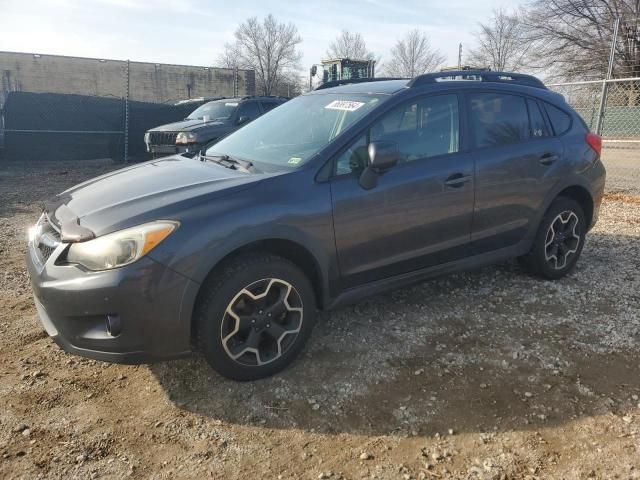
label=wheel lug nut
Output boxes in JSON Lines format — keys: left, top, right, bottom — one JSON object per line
{"left": 251, "top": 319, "right": 256, "bottom": 323}
{"left": 267, "top": 313, "right": 272, "bottom": 317}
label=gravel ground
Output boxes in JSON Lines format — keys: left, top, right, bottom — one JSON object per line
{"left": 0, "top": 152, "right": 639, "bottom": 479}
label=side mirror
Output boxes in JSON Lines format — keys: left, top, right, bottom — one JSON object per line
{"left": 237, "top": 116, "right": 250, "bottom": 125}
{"left": 359, "top": 141, "right": 400, "bottom": 190}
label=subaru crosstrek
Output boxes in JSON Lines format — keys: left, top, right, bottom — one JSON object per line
{"left": 27, "top": 71, "right": 606, "bottom": 380}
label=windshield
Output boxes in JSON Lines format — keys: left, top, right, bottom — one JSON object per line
{"left": 205, "top": 93, "right": 386, "bottom": 167}
{"left": 187, "top": 101, "right": 238, "bottom": 121}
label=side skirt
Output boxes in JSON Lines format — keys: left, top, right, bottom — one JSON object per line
{"left": 326, "top": 244, "right": 528, "bottom": 311}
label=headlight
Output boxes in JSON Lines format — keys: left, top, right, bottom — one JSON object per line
{"left": 144, "top": 132, "right": 150, "bottom": 144}
{"left": 175, "top": 132, "right": 198, "bottom": 145}
{"left": 66, "top": 221, "right": 178, "bottom": 271}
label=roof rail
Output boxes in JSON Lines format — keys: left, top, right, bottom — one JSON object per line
{"left": 241, "top": 95, "right": 289, "bottom": 100}
{"left": 407, "top": 70, "right": 546, "bottom": 90}
{"left": 315, "top": 77, "right": 408, "bottom": 91}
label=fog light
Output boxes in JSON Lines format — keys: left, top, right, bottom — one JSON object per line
{"left": 106, "top": 314, "right": 122, "bottom": 337}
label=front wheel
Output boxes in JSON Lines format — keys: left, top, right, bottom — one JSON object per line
{"left": 195, "top": 253, "right": 316, "bottom": 381}
{"left": 519, "top": 197, "right": 586, "bottom": 280}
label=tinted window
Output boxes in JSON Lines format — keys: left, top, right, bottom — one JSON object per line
{"left": 237, "top": 101, "right": 262, "bottom": 120}
{"left": 372, "top": 94, "right": 459, "bottom": 163}
{"left": 544, "top": 103, "right": 572, "bottom": 135}
{"left": 527, "top": 99, "right": 548, "bottom": 138}
{"left": 469, "top": 93, "right": 529, "bottom": 148}
{"left": 260, "top": 101, "right": 280, "bottom": 112}
{"left": 334, "top": 94, "right": 459, "bottom": 176}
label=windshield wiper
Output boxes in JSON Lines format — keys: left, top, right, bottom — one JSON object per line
{"left": 199, "top": 153, "right": 254, "bottom": 172}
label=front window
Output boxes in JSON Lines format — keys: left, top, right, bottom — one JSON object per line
{"left": 187, "top": 101, "right": 238, "bottom": 121}
{"left": 206, "top": 93, "right": 386, "bottom": 168}
{"left": 335, "top": 94, "right": 460, "bottom": 176}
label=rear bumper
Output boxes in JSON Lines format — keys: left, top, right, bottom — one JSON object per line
{"left": 26, "top": 240, "right": 199, "bottom": 364}
{"left": 589, "top": 160, "right": 606, "bottom": 230}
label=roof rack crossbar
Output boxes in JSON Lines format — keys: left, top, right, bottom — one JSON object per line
{"left": 407, "top": 70, "right": 546, "bottom": 89}
{"left": 315, "top": 77, "right": 408, "bottom": 91}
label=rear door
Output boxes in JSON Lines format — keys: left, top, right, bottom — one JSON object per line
{"left": 468, "top": 91, "right": 564, "bottom": 253}
{"left": 330, "top": 93, "right": 476, "bottom": 288}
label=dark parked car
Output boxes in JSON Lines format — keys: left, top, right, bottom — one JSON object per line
{"left": 144, "top": 96, "right": 287, "bottom": 157}
{"left": 27, "top": 71, "right": 605, "bottom": 380}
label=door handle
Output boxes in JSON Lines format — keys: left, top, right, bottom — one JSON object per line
{"left": 444, "top": 173, "right": 472, "bottom": 188}
{"left": 539, "top": 153, "right": 559, "bottom": 166}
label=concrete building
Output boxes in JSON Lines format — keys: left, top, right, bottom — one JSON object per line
{"left": 0, "top": 51, "right": 256, "bottom": 109}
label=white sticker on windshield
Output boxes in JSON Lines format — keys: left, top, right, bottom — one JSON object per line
{"left": 225, "top": 102, "right": 239, "bottom": 107}
{"left": 324, "top": 100, "right": 365, "bottom": 111}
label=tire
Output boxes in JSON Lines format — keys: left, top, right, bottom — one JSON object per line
{"left": 195, "top": 253, "right": 317, "bottom": 381}
{"left": 519, "top": 197, "right": 586, "bottom": 280}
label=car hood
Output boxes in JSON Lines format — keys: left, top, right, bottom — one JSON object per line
{"left": 51, "top": 156, "right": 263, "bottom": 237}
{"left": 150, "top": 119, "right": 229, "bottom": 132}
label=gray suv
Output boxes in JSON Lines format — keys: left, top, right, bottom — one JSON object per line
{"left": 144, "top": 96, "right": 287, "bottom": 157}
{"left": 27, "top": 71, "right": 605, "bottom": 381}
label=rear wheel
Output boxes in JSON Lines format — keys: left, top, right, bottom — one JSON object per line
{"left": 519, "top": 197, "right": 586, "bottom": 279}
{"left": 195, "top": 253, "right": 316, "bottom": 381}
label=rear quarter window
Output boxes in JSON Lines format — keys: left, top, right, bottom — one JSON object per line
{"left": 544, "top": 103, "right": 572, "bottom": 135}
{"left": 527, "top": 99, "right": 549, "bottom": 138}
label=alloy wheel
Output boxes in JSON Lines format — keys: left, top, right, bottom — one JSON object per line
{"left": 544, "top": 211, "right": 581, "bottom": 270}
{"left": 220, "top": 278, "right": 304, "bottom": 366}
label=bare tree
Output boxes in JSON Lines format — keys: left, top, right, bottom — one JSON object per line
{"left": 220, "top": 14, "right": 303, "bottom": 95}
{"left": 467, "top": 8, "right": 530, "bottom": 72}
{"left": 383, "top": 29, "right": 445, "bottom": 77}
{"left": 523, "top": 0, "right": 640, "bottom": 80}
{"left": 272, "top": 71, "right": 305, "bottom": 98}
{"left": 326, "top": 30, "right": 375, "bottom": 59}
{"left": 217, "top": 43, "right": 242, "bottom": 70}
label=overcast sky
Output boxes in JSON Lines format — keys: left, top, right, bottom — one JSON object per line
{"left": 2, "top": 0, "right": 523, "bottom": 77}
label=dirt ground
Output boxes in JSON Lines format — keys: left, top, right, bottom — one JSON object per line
{"left": 0, "top": 151, "right": 639, "bottom": 480}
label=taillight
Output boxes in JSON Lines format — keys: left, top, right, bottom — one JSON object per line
{"left": 586, "top": 132, "right": 602, "bottom": 156}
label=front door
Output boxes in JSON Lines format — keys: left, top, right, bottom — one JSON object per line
{"left": 330, "top": 93, "right": 476, "bottom": 289}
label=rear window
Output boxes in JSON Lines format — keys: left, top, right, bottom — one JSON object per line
{"left": 544, "top": 103, "right": 572, "bottom": 135}
{"left": 469, "top": 93, "right": 530, "bottom": 148}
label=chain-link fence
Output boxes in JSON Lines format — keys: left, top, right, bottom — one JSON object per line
{"left": 0, "top": 52, "right": 256, "bottom": 162}
{"left": 548, "top": 78, "right": 640, "bottom": 145}
{"left": 545, "top": 11, "right": 640, "bottom": 149}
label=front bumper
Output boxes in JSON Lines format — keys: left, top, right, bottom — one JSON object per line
{"left": 26, "top": 237, "right": 199, "bottom": 364}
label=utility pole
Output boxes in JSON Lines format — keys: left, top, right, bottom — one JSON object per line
{"left": 595, "top": 17, "right": 620, "bottom": 135}
{"left": 458, "top": 43, "right": 462, "bottom": 69}
{"left": 124, "top": 59, "right": 130, "bottom": 164}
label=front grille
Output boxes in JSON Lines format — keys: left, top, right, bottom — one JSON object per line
{"left": 38, "top": 244, "right": 56, "bottom": 262}
{"left": 149, "top": 131, "right": 178, "bottom": 146}
{"left": 34, "top": 214, "right": 61, "bottom": 263}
